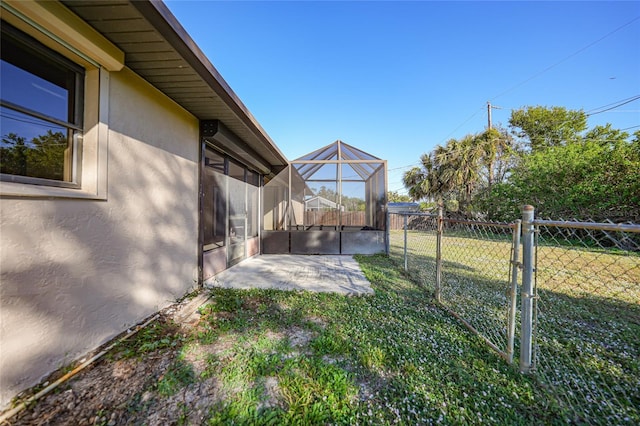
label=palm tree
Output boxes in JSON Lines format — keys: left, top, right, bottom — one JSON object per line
{"left": 476, "top": 127, "right": 514, "bottom": 189}
{"left": 436, "top": 135, "right": 483, "bottom": 208}
{"left": 402, "top": 153, "right": 438, "bottom": 201}
{"left": 403, "top": 134, "right": 489, "bottom": 212}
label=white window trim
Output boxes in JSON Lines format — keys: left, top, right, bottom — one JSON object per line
{"left": 0, "top": 64, "right": 109, "bottom": 201}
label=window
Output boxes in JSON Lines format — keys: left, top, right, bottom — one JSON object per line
{"left": 1, "top": 22, "right": 84, "bottom": 187}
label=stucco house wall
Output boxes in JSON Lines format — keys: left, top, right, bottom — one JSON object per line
{"left": 0, "top": 0, "right": 290, "bottom": 409}
{"left": 0, "top": 66, "right": 200, "bottom": 407}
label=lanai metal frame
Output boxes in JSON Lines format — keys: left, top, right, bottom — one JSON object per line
{"left": 262, "top": 140, "right": 387, "bottom": 254}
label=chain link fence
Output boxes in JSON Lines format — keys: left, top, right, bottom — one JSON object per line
{"left": 388, "top": 213, "right": 438, "bottom": 290}
{"left": 388, "top": 209, "right": 639, "bottom": 424}
{"left": 388, "top": 211, "right": 520, "bottom": 363}
{"left": 438, "top": 218, "right": 519, "bottom": 362}
{"left": 531, "top": 219, "right": 640, "bottom": 424}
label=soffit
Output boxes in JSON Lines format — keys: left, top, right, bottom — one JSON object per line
{"left": 60, "top": 0, "right": 287, "bottom": 170}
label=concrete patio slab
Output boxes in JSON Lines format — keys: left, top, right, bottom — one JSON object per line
{"left": 205, "top": 255, "right": 374, "bottom": 296}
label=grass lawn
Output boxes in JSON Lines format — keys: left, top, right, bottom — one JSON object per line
{"left": 389, "top": 229, "right": 516, "bottom": 360}
{"left": 105, "top": 253, "right": 555, "bottom": 425}
{"left": 11, "top": 244, "right": 636, "bottom": 425}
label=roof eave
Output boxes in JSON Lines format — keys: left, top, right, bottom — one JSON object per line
{"left": 129, "top": 0, "right": 287, "bottom": 167}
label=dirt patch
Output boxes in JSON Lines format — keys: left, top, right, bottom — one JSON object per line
{"left": 11, "top": 349, "right": 180, "bottom": 425}
{"left": 4, "top": 296, "right": 223, "bottom": 426}
{"left": 5, "top": 302, "right": 329, "bottom": 425}
{"left": 257, "top": 376, "right": 282, "bottom": 411}
{"left": 288, "top": 327, "right": 314, "bottom": 348}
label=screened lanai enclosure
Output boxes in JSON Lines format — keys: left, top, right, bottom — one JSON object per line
{"left": 262, "top": 140, "right": 387, "bottom": 254}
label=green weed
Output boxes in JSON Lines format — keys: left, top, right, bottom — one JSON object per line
{"left": 156, "top": 360, "right": 195, "bottom": 397}
{"left": 114, "top": 318, "right": 183, "bottom": 359}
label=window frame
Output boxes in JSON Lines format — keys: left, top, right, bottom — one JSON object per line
{"left": 1, "top": 22, "right": 85, "bottom": 189}
{"left": 0, "top": 16, "right": 110, "bottom": 200}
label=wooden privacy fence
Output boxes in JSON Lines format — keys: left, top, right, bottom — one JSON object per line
{"left": 389, "top": 213, "right": 408, "bottom": 230}
{"left": 300, "top": 211, "right": 419, "bottom": 229}
{"left": 302, "top": 211, "right": 366, "bottom": 227}
{"left": 301, "top": 211, "right": 435, "bottom": 230}
{"left": 388, "top": 213, "right": 437, "bottom": 230}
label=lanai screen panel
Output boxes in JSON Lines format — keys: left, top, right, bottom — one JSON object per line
{"left": 290, "top": 165, "right": 308, "bottom": 229}
{"left": 263, "top": 167, "right": 289, "bottom": 231}
{"left": 262, "top": 140, "right": 387, "bottom": 254}
{"left": 297, "top": 162, "right": 338, "bottom": 228}
{"left": 263, "top": 165, "right": 306, "bottom": 231}
{"left": 291, "top": 140, "right": 387, "bottom": 231}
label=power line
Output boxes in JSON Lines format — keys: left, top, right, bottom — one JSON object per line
{"left": 388, "top": 162, "right": 421, "bottom": 172}
{"left": 586, "top": 95, "right": 640, "bottom": 113}
{"left": 587, "top": 95, "right": 640, "bottom": 116}
{"left": 400, "top": 98, "right": 638, "bottom": 175}
{"left": 438, "top": 105, "right": 485, "bottom": 145}
{"left": 621, "top": 125, "right": 640, "bottom": 131}
{"left": 490, "top": 16, "right": 640, "bottom": 102}
{"left": 483, "top": 96, "right": 640, "bottom": 121}
{"left": 600, "top": 110, "right": 640, "bottom": 113}
{"left": 400, "top": 13, "right": 640, "bottom": 192}
{"left": 409, "top": 16, "right": 640, "bottom": 176}
{"left": 1, "top": 112, "right": 65, "bottom": 130}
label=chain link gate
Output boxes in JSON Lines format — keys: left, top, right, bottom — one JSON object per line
{"left": 389, "top": 209, "right": 521, "bottom": 363}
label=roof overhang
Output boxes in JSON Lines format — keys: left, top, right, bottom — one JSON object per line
{"left": 202, "top": 120, "right": 272, "bottom": 175}
{"left": 59, "top": 0, "right": 288, "bottom": 175}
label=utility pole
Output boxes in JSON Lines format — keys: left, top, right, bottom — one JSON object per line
{"left": 487, "top": 102, "right": 502, "bottom": 130}
{"left": 487, "top": 101, "right": 493, "bottom": 129}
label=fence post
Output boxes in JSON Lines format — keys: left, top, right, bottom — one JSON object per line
{"left": 403, "top": 214, "right": 408, "bottom": 272}
{"left": 520, "top": 205, "right": 535, "bottom": 373}
{"left": 507, "top": 219, "right": 521, "bottom": 365}
{"left": 385, "top": 209, "right": 390, "bottom": 255}
{"left": 435, "top": 205, "right": 443, "bottom": 303}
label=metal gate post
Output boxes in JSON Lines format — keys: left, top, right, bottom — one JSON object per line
{"left": 507, "top": 219, "right": 521, "bottom": 365}
{"left": 435, "top": 206, "right": 443, "bottom": 303}
{"left": 520, "top": 205, "right": 535, "bottom": 373}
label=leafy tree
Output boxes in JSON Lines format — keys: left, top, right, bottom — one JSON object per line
{"left": 509, "top": 106, "right": 587, "bottom": 151}
{"left": 387, "top": 191, "right": 412, "bottom": 203}
{"left": 402, "top": 129, "right": 514, "bottom": 215}
{"left": 315, "top": 185, "right": 337, "bottom": 202}
{"left": 312, "top": 185, "right": 365, "bottom": 211}
{"left": 402, "top": 156, "right": 437, "bottom": 202}
{"left": 343, "top": 196, "right": 365, "bottom": 212}
{"left": 583, "top": 123, "right": 629, "bottom": 148}
{"left": 406, "top": 105, "right": 637, "bottom": 222}
{"left": 1, "top": 130, "right": 67, "bottom": 180}
{"left": 478, "top": 127, "right": 639, "bottom": 221}
{"left": 0, "top": 133, "right": 29, "bottom": 176}
{"left": 29, "top": 130, "right": 68, "bottom": 180}
{"left": 436, "top": 135, "right": 482, "bottom": 208}
{"left": 402, "top": 141, "right": 467, "bottom": 206}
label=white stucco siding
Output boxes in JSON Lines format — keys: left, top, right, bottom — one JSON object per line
{"left": 0, "top": 67, "right": 200, "bottom": 407}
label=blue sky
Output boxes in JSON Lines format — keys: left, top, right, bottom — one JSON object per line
{"left": 165, "top": 1, "right": 640, "bottom": 195}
